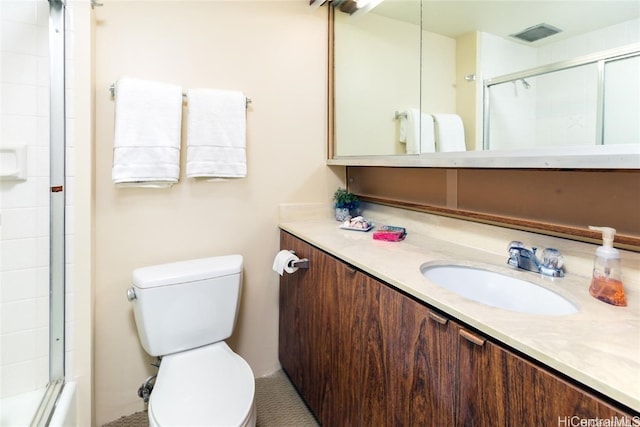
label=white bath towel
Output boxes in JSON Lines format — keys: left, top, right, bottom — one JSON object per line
{"left": 433, "top": 113, "right": 466, "bottom": 152}
{"left": 112, "top": 77, "right": 183, "bottom": 188}
{"left": 419, "top": 112, "right": 436, "bottom": 153}
{"left": 402, "top": 109, "right": 435, "bottom": 154}
{"left": 186, "top": 89, "right": 247, "bottom": 179}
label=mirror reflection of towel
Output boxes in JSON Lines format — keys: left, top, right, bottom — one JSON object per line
{"left": 433, "top": 113, "right": 466, "bottom": 152}
{"left": 402, "top": 109, "right": 435, "bottom": 154}
{"left": 399, "top": 114, "right": 408, "bottom": 143}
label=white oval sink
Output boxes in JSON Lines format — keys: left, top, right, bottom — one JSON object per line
{"left": 420, "top": 264, "right": 578, "bottom": 316}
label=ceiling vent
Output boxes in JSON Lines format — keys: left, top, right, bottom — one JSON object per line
{"left": 510, "top": 23, "right": 562, "bottom": 43}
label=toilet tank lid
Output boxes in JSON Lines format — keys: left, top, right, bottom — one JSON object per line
{"left": 132, "top": 255, "right": 243, "bottom": 289}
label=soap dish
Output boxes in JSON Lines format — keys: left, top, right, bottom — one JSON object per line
{"left": 340, "top": 224, "right": 374, "bottom": 232}
{"left": 340, "top": 216, "right": 373, "bottom": 232}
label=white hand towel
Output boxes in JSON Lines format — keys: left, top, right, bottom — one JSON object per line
{"left": 399, "top": 113, "right": 408, "bottom": 143}
{"left": 186, "top": 89, "right": 247, "bottom": 179}
{"left": 404, "top": 109, "right": 421, "bottom": 154}
{"left": 433, "top": 113, "right": 466, "bottom": 152}
{"left": 112, "top": 77, "right": 183, "bottom": 188}
{"left": 404, "top": 109, "right": 436, "bottom": 154}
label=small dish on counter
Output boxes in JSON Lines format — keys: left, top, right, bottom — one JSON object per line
{"left": 340, "top": 216, "right": 374, "bottom": 232}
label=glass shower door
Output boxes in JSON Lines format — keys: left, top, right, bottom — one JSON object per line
{"left": 0, "top": 0, "right": 66, "bottom": 425}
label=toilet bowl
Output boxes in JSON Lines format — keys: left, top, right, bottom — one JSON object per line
{"left": 128, "top": 255, "right": 256, "bottom": 427}
{"left": 148, "top": 343, "right": 256, "bottom": 427}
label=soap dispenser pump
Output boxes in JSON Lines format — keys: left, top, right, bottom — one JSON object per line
{"left": 588, "top": 226, "right": 627, "bottom": 307}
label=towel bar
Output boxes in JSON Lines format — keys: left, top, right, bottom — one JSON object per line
{"left": 109, "top": 83, "right": 252, "bottom": 107}
{"left": 394, "top": 111, "right": 407, "bottom": 120}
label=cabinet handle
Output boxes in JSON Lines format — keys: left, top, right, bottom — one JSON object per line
{"left": 459, "top": 329, "right": 486, "bottom": 346}
{"left": 428, "top": 311, "right": 449, "bottom": 325}
{"left": 345, "top": 267, "right": 357, "bottom": 275}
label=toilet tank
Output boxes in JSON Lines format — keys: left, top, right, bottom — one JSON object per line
{"left": 129, "top": 255, "right": 243, "bottom": 357}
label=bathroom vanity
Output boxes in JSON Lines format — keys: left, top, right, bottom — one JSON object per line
{"left": 278, "top": 204, "right": 640, "bottom": 426}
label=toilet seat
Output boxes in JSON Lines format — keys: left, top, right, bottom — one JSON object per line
{"left": 148, "top": 342, "right": 256, "bottom": 427}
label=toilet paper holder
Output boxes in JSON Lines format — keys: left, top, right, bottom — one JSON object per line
{"left": 288, "top": 251, "right": 309, "bottom": 269}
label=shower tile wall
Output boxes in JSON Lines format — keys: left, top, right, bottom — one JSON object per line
{"left": 0, "top": 0, "right": 75, "bottom": 398}
{"left": 535, "top": 18, "right": 640, "bottom": 148}
{"left": 482, "top": 17, "right": 639, "bottom": 151}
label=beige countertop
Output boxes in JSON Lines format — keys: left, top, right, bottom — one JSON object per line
{"left": 278, "top": 202, "right": 640, "bottom": 413}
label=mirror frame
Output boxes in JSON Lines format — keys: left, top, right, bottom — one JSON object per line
{"left": 327, "top": 6, "right": 640, "bottom": 169}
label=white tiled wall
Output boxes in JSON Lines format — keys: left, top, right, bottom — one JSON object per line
{"left": 0, "top": 0, "right": 75, "bottom": 398}
{"left": 536, "top": 18, "right": 640, "bottom": 148}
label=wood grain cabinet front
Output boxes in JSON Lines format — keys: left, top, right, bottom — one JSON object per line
{"left": 455, "top": 324, "right": 634, "bottom": 426}
{"left": 278, "top": 231, "right": 637, "bottom": 426}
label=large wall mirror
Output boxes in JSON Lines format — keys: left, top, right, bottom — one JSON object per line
{"left": 330, "top": 0, "right": 640, "bottom": 168}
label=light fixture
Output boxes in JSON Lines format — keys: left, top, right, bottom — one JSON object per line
{"left": 309, "top": 0, "right": 329, "bottom": 9}
{"left": 351, "top": 0, "right": 385, "bottom": 16}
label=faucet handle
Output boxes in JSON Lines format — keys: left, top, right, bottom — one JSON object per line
{"left": 541, "top": 248, "right": 564, "bottom": 269}
{"left": 540, "top": 248, "right": 565, "bottom": 277}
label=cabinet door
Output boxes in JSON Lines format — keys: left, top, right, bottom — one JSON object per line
{"left": 279, "top": 233, "right": 395, "bottom": 426}
{"left": 386, "top": 296, "right": 458, "bottom": 427}
{"left": 279, "top": 231, "right": 342, "bottom": 422}
{"left": 456, "top": 325, "right": 636, "bottom": 426}
{"left": 337, "top": 267, "right": 461, "bottom": 427}
{"left": 335, "top": 267, "right": 390, "bottom": 426}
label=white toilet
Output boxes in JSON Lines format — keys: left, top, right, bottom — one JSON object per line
{"left": 128, "top": 255, "right": 256, "bottom": 427}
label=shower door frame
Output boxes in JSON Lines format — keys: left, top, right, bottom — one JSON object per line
{"left": 48, "top": 0, "right": 66, "bottom": 382}
{"left": 30, "top": 0, "right": 67, "bottom": 425}
{"left": 482, "top": 43, "right": 640, "bottom": 150}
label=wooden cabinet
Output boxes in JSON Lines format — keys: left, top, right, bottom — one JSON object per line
{"left": 454, "top": 323, "right": 635, "bottom": 426}
{"left": 279, "top": 231, "right": 637, "bottom": 426}
{"left": 279, "top": 232, "right": 395, "bottom": 425}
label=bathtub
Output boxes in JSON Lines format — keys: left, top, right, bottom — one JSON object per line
{"left": 1, "top": 388, "right": 46, "bottom": 426}
{"left": 49, "top": 382, "right": 76, "bottom": 427}
{"left": 0, "top": 382, "right": 76, "bottom": 427}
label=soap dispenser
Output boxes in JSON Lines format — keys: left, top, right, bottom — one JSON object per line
{"left": 588, "top": 226, "right": 627, "bottom": 307}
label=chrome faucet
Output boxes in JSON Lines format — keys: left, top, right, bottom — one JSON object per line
{"left": 507, "top": 241, "right": 564, "bottom": 277}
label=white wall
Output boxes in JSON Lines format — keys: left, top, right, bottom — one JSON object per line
{"left": 93, "top": 2, "right": 342, "bottom": 424}
{"left": 0, "top": 0, "right": 75, "bottom": 399}
{"left": 334, "top": 11, "right": 455, "bottom": 156}
{"left": 63, "top": 0, "right": 77, "bottom": 387}
{"left": 334, "top": 11, "right": 421, "bottom": 156}
{"left": 421, "top": 31, "right": 456, "bottom": 114}
{"left": 70, "top": 1, "right": 93, "bottom": 425}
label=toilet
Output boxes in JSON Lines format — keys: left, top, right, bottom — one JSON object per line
{"left": 128, "top": 255, "right": 256, "bottom": 427}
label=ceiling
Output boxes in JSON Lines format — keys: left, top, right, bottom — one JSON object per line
{"left": 372, "top": 0, "right": 640, "bottom": 45}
